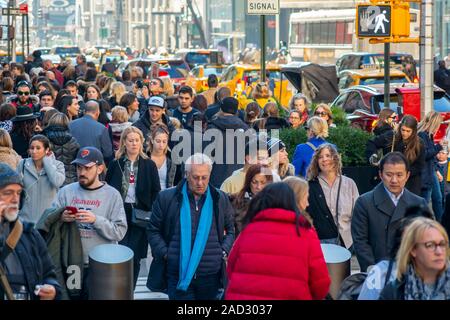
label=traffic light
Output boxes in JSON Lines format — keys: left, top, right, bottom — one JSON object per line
{"left": 391, "top": 2, "right": 410, "bottom": 38}
{"left": 37, "top": 8, "right": 42, "bottom": 19}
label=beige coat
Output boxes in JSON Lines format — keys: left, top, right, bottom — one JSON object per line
{"left": 0, "top": 146, "right": 21, "bottom": 169}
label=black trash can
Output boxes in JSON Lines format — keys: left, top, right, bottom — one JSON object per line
{"left": 88, "top": 244, "right": 134, "bottom": 300}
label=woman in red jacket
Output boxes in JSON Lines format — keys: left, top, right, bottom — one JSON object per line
{"left": 225, "top": 182, "right": 331, "bottom": 300}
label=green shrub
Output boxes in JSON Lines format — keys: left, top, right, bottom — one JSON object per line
{"left": 279, "top": 126, "right": 372, "bottom": 167}
{"left": 331, "top": 106, "right": 350, "bottom": 127}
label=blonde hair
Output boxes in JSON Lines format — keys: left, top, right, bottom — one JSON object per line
{"left": 307, "top": 144, "right": 342, "bottom": 180}
{"left": 162, "top": 78, "right": 175, "bottom": 97}
{"left": 396, "top": 217, "right": 449, "bottom": 280}
{"left": 284, "top": 176, "right": 313, "bottom": 224}
{"left": 170, "top": 117, "right": 182, "bottom": 130}
{"left": 253, "top": 82, "right": 271, "bottom": 99}
{"left": 110, "top": 82, "right": 126, "bottom": 103}
{"left": 418, "top": 111, "right": 443, "bottom": 135}
{"left": 115, "top": 126, "right": 148, "bottom": 160}
{"left": 0, "top": 128, "right": 13, "bottom": 148}
{"left": 111, "top": 106, "right": 130, "bottom": 123}
{"left": 315, "top": 103, "right": 333, "bottom": 126}
{"left": 307, "top": 116, "right": 329, "bottom": 139}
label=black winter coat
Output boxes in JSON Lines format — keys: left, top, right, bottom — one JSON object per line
{"left": 105, "top": 156, "right": 161, "bottom": 215}
{"left": 366, "top": 130, "right": 425, "bottom": 195}
{"left": 44, "top": 125, "right": 80, "bottom": 186}
{"left": 418, "top": 131, "right": 442, "bottom": 189}
{"left": 148, "top": 180, "right": 235, "bottom": 277}
{"left": 253, "top": 116, "right": 291, "bottom": 131}
{"left": 351, "top": 183, "right": 428, "bottom": 272}
{"left": 207, "top": 115, "right": 250, "bottom": 188}
{"left": 132, "top": 113, "right": 175, "bottom": 149}
{"left": 10, "top": 131, "right": 31, "bottom": 159}
{"left": 0, "top": 220, "right": 62, "bottom": 300}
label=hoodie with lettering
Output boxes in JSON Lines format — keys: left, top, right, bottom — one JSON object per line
{"left": 50, "top": 182, "right": 128, "bottom": 263}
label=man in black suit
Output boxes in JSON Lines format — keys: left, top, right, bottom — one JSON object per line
{"left": 351, "top": 152, "right": 428, "bottom": 272}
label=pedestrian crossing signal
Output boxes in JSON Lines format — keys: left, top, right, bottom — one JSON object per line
{"left": 356, "top": 4, "right": 392, "bottom": 38}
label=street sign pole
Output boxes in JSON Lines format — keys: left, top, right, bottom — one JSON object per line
{"left": 420, "top": 0, "right": 434, "bottom": 119}
{"left": 21, "top": 14, "right": 25, "bottom": 63}
{"left": 26, "top": 14, "right": 29, "bottom": 56}
{"left": 261, "top": 15, "right": 266, "bottom": 83}
{"left": 384, "top": 42, "right": 390, "bottom": 108}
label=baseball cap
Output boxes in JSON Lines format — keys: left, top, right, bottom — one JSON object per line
{"left": 71, "top": 147, "right": 104, "bottom": 167}
{"left": 148, "top": 96, "right": 165, "bottom": 108}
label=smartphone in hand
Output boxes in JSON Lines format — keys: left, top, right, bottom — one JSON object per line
{"left": 65, "top": 206, "right": 78, "bottom": 215}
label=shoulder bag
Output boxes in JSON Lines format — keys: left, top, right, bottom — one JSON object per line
{"left": 117, "top": 160, "right": 152, "bottom": 228}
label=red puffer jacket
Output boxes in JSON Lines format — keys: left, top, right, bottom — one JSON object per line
{"left": 225, "top": 208, "right": 330, "bottom": 300}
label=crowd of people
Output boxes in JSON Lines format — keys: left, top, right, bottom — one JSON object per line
{"left": 1, "top": 52, "right": 450, "bottom": 301}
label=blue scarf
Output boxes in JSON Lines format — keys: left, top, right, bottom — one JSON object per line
{"left": 177, "top": 182, "right": 213, "bottom": 291}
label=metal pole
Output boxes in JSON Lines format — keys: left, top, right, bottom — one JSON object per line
{"left": 261, "top": 15, "right": 266, "bottom": 83}
{"left": 22, "top": 14, "right": 25, "bottom": 63}
{"left": 7, "top": 4, "right": 11, "bottom": 62}
{"left": 384, "top": 42, "right": 390, "bottom": 108}
{"left": 420, "top": 0, "right": 434, "bottom": 119}
{"left": 26, "top": 14, "right": 29, "bottom": 56}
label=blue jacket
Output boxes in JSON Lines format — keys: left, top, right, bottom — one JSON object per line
{"left": 292, "top": 137, "right": 330, "bottom": 177}
{"left": 68, "top": 114, "right": 113, "bottom": 164}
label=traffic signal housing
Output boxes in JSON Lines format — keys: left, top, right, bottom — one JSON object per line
{"left": 391, "top": 1, "right": 410, "bottom": 38}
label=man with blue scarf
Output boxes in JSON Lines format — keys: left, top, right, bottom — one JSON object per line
{"left": 148, "top": 153, "right": 235, "bottom": 300}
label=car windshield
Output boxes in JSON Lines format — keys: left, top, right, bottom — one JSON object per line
{"left": 185, "top": 53, "right": 210, "bottom": 65}
{"left": 360, "top": 76, "right": 408, "bottom": 86}
{"left": 243, "top": 70, "right": 281, "bottom": 83}
{"left": 433, "top": 92, "right": 450, "bottom": 112}
{"left": 373, "top": 95, "right": 400, "bottom": 113}
{"left": 165, "top": 61, "right": 189, "bottom": 78}
{"left": 203, "top": 68, "right": 224, "bottom": 77}
{"left": 54, "top": 47, "right": 80, "bottom": 55}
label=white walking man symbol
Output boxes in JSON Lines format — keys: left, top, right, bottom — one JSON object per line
{"left": 374, "top": 10, "right": 389, "bottom": 34}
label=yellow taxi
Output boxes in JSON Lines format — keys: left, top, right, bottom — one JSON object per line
{"left": 185, "top": 64, "right": 227, "bottom": 93}
{"left": 338, "top": 67, "right": 412, "bottom": 91}
{"left": 219, "top": 63, "right": 293, "bottom": 108}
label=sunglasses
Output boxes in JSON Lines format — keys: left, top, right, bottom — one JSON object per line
{"left": 17, "top": 91, "right": 30, "bottom": 96}
{"left": 150, "top": 81, "right": 159, "bottom": 85}
{"left": 314, "top": 111, "right": 328, "bottom": 116}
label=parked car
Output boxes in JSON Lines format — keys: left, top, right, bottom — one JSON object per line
{"left": 338, "top": 68, "right": 412, "bottom": 91}
{"left": 336, "top": 52, "right": 418, "bottom": 81}
{"left": 330, "top": 83, "right": 450, "bottom": 141}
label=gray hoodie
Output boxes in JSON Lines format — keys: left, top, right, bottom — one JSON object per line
{"left": 50, "top": 182, "right": 128, "bottom": 264}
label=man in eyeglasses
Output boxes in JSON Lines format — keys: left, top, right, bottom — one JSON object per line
{"left": 9, "top": 81, "right": 39, "bottom": 113}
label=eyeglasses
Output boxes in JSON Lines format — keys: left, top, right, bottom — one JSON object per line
{"left": 150, "top": 81, "right": 159, "bottom": 85}
{"left": 289, "top": 116, "right": 300, "bottom": 120}
{"left": 416, "top": 241, "right": 448, "bottom": 252}
{"left": 315, "top": 111, "right": 328, "bottom": 117}
{"left": 17, "top": 91, "right": 30, "bottom": 96}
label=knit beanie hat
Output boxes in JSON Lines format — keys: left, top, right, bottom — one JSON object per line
{"left": 0, "top": 163, "right": 23, "bottom": 190}
{"left": 220, "top": 97, "right": 239, "bottom": 115}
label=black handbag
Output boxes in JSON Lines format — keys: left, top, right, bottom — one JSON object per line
{"left": 131, "top": 206, "right": 152, "bottom": 228}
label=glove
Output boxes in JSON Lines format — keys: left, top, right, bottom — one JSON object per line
{"left": 369, "top": 154, "right": 379, "bottom": 166}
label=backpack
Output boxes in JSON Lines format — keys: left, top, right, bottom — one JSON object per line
{"left": 336, "top": 272, "right": 368, "bottom": 300}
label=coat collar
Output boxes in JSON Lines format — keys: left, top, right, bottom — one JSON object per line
{"left": 373, "top": 182, "right": 412, "bottom": 223}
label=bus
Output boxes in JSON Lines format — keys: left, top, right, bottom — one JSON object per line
{"left": 289, "top": 9, "right": 420, "bottom": 64}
